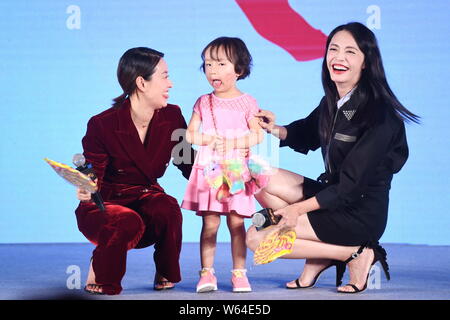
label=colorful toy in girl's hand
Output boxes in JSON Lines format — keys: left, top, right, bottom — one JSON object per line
{"left": 203, "top": 155, "right": 272, "bottom": 202}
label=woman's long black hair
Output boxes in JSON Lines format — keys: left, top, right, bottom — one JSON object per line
{"left": 320, "top": 22, "right": 419, "bottom": 141}
{"left": 112, "top": 47, "right": 164, "bottom": 108}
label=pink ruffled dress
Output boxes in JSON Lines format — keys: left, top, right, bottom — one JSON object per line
{"left": 181, "top": 93, "right": 260, "bottom": 217}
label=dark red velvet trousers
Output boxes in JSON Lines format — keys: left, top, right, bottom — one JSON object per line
{"left": 75, "top": 189, "right": 182, "bottom": 295}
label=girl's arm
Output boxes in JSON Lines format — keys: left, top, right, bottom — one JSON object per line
{"left": 235, "top": 116, "right": 265, "bottom": 148}
{"left": 215, "top": 117, "right": 264, "bottom": 154}
{"left": 186, "top": 112, "right": 215, "bottom": 146}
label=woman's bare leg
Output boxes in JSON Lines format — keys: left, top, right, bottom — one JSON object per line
{"left": 247, "top": 225, "right": 358, "bottom": 261}
{"left": 255, "top": 168, "right": 305, "bottom": 209}
{"left": 86, "top": 260, "right": 95, "bottom": 286}
{"left": 252, "top": 168, "right": 360, "bottom": 288}
{"left": 246, "top": 214, "right": 358, "bottom": 288}
{"left": 253, "top": 168, "right": 323, "bottom": 286}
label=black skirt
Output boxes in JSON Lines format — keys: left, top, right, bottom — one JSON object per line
{"left": 303, "top": 177, "right": 389, "bottom": 247}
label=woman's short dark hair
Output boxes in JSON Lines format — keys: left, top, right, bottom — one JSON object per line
{"left": 320, "top": 22, "right": 419, "bottom": 140}
{"left": 112, "top": 47, "right": 164, "bottom": 107}
{"left": 201, "top": 37, "right": 252, "bottom": 80}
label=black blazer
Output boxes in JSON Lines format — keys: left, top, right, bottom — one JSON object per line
{"left": 281, "top": 96, "right": 409, "bottom": 211}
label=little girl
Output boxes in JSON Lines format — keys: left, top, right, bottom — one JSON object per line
{"left": 182, "top": 37, "right": 266, "bottom": 293}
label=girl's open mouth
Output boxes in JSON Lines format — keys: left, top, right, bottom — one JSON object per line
{"left": 212, "top": 79, "right": 222, "bottom": 88}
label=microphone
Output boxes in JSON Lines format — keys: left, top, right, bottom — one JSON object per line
{"left": 252, "top": 212, "right": 267, "bottom": 228}
{"left": 251, "top": 208, "right": 280, "bottom": 231}
{"left": 73, "top": 153, "right": 105, "bottom": 211}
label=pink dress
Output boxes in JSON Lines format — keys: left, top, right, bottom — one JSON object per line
{"left": 181, "top": 93, "right": 260, "bottom": 217}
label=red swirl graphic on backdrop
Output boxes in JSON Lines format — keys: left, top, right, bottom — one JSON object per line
{"left": 236, "top": 0, "right": 327, "bottom": 61}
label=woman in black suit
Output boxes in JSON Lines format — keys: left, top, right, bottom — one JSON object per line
{"left": 246, "top": 22, "right": 419, "bottom": 293}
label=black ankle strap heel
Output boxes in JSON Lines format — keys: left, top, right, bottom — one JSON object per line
{"left": 286, "top": 260, "right": 347, "bottom": 289}
{"left": 338, "top": 243, "right": 390, "bottom": 294}
{"left": 373, "top": 244, "right": 391, "bottom": 281}
{"left": 334, "top": 260, "right": 346, "bottom": 287}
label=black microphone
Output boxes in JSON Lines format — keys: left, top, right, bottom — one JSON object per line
{"left": 73, "top": 153, "right": 105, "bottom": 211}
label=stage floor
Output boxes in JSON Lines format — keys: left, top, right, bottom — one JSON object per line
{"left": 0, "top": 242, "right": 449, "bottom": 300}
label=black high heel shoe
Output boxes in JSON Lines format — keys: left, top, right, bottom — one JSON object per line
{"left": 338, "top": 243, "right": 390, "bottom": 294}
{"left": 286, "top": 260, "right": 346, "bottom": 289}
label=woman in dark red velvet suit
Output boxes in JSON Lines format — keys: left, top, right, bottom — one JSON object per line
{"left": 75, "top": 47, "right": 193, "bottom": 295}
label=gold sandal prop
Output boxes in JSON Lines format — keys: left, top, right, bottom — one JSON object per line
{"left": 253, "top": 227, "right": 296, "bottom": 265}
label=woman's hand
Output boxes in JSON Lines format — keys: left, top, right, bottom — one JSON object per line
{"left": 76, "top": 188, "right": 92, "bottom": 202}
{"left": 274, "top": 203, "right": 304, "bottom": 229}
{"left": 255, "top": 109, "right": 288, "bottom": 140}
{"left": 76, "top": 178, "right": 98, "bottom": 202}
{"left": 256, "top": 109, "right": 276, "bottom": 133}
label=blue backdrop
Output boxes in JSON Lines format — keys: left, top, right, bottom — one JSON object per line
{"left": 1, "top": 0, "right": 449, "bottom": 245}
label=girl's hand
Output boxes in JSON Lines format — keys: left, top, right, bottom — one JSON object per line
{"left": 207, "top": 135, "right": 219, "bottom": 150}
{"left": 237, "top": 147, "right": 250, "bottom": 158}
{"left": 212, "top": 137, "right": 249, "bottom": 157}
{"left": 212, "top": 136, "right": 236, "bottom": 156}
{"left": 256, "top": 109, "right": 276, "bottom": 133}
{"left": 212, "top": 136, "right": 225, "bottom": 155}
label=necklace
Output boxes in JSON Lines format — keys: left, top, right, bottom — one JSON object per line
{"left": 133, "top": 117, "right": 149, "bottom": 128}
{"left": 131, "top": 110, "right": 152, "bottom": 129}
